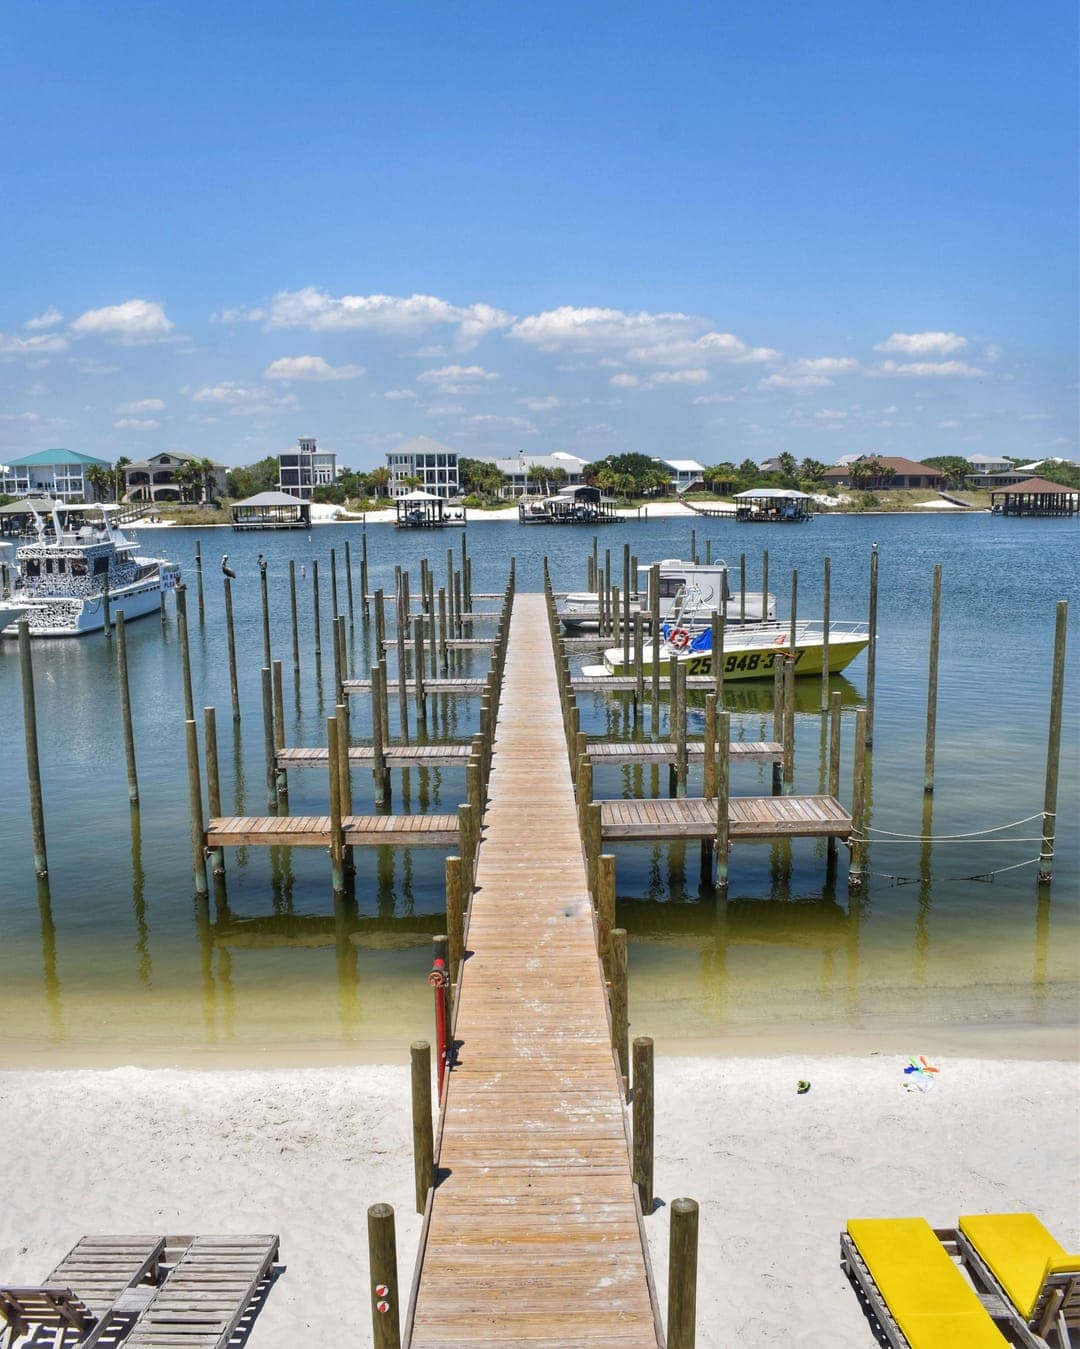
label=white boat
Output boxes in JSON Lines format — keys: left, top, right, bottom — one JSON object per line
{"left": 559, "top": 560, "right": 774, "bottom": 632}
{"left": 0, "top": 501, "right": 180, "bottom": 638}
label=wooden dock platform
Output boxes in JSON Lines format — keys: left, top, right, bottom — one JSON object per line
{"left": 589, "top": 738, "right": 783, "bottom": 766}
{"left": 205, "top": 814, "right": 459, "bottom": 849}
{"left": 343, "top": 676, "right": 488, "bottom": 695}
{"left": 407, "top": 592, "right": 661, "bottom": 1346}
{"left": 599, "top": 794, "right": 851, "bottom": 841}
{"left": 275, "top": 745, "right": 471, "bottom": 771}
{"left": 573, "top": 674, "right": 723, "bottom": 693}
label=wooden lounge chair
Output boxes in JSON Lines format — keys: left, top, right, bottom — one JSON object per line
{"left": 123, "top": 1234, "right": 279, "bottom": 1348}
{"left": 841, "top": 1217, "right": 1009, "bottom": 1348}
{"left": 0, "top": 1235, "right": 165, "bottom": 1347}
{"left": 957, "top": 1213, "right": 1079, "bottom": 1349}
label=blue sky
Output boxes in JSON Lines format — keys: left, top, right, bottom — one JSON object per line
{"left": 1, "top": 1, "right": 1076, "bottom": 470}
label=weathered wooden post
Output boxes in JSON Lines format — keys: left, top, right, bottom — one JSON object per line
{"left": 668, "top": 1197, "right": 699, "bottom": 1349}
{"left": 783, "top": 655, "right": 796, "bottom": 793}
{"left": 371, "top": 664, "right": 389, "bottom": 807}
{"left": 273, "top": 660, "right": 287, "bottom": 799}
{"left": 788, "top": 567, "right": 798, "bottom": 650}
{"left": 374, "top": 587, "right": 386, "bottom": 652}
{"left": 176, "top": 586, "right": 194, "bottom": 722}
{"left": 622, "top": 542, "right": 632, "bottom": 669}
{"left": 360, "top": 530, "right": 369, "bottom": 619}
{"left": 609, "top": 927, "right": 629, "bottom": 1084}
{"left": 586, "top": 802, "right": 602, "bottom": 902}
{"left": 675, "top": 660, "right": 688, "bottom": 797}
{"left": 259, "top": 555, "right": 272, "bottom": 671}
{"left": 650, "top": 562, "right": 661, "bottom": 720}
{"left": 330, "top": 546, "right": 339, "bottom": 618}
{"left": 827, "top": 690, "right": 842, "bottom": 862}
{"left": 116, "top": 611, "right": 139, "bottom": 805}
{"left": 223, "top": 576, "right": 240, "bottom": 722}
{"left": 378, "top": 659, "right": 391, "bottom": 749}
{"left": 1038, "top": 599, "right": 1068, "bottom": 883}
{"left": 923, "top": 563, "right": 942, "bottom": 793}
{"left": 703, "top": 693, "right": 717, "bottom": 799}
{"left": 445, "top": 856, "right": 464, "bottom": 984}
{"left": 633, "top": 611, "right": 645, "bottom": 718}
{"left": 712, "top": 611, "right": 725, "bottom": 706}
{"left": 597, "top": 853, "right": 616, "bottom": 967}
{"left": 716, "top": 710, "right": 730, "bottom": 890}
{"left": 632, "top": 1035, "right": 654, "bottom": 1213}
{"left": 410, "top": 1041, "right": 434, "bottom": 1215}
{"left": 366, "top": 1203, "right": 400, "bottom": 1349}
{"left": 865, "top": 544, "right": 879, "bottom": 747}
{"left": 17, "top": 621, "right": 48, "bottom": 877}
{"left": 184, "top": 718, "right": 209, "bottom": 898}
{"left": 260, "top": 667, "right": 276, "bottom": 811}
{"left": 336, "top": 703, "right": 353, "bottom": 877}
{"left": 848, "top": 707, "right": 868, "bottom": 890}
{"left": 194, "top": 538, "right": 205, "bottom": 625}
{"left": 739, "top": 552, "right": 746, "bottom": 625}
{"left": 203, "top": 706, "right": 225, "bottom": 877}
{"left": 395, "top": 571, "right": 409, "bottom": 742}
{"left": 327, "top": 714, "right": 345, "bottom": 895}
{"left": 821, "top": 555, "right": 832, "bottom": 710}
{"left": 458, "top": 802, "right": 476, "bottom": 890}
{"left": 311, "top": 557, "right": 322, "bottom": 655}
{"left": 413, "top": 615, "right": 426, "bottom": 725}
{"left": 102, "top": 573, "right": 111, "bottom": 638}
{"left": 761, "top": 549, "right": 769, "bottom": 622}
{"left": 438, "top": 586, "right": 448, "bottom": 673}
{"left": 288, "top": 560, "right": 300, "bottom": 670}
{"left": 344, "top": 538, "right": 355, "bottom": 627}
{"left": 689, "top": 528, "right": 697, "bottom": 565}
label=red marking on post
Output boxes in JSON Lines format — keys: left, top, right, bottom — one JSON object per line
{"left": 377, "top": 1299, "right": 390, "bottom": 1314}
{"left": 375, "top": 1284, "right": 388, "bottom": 1298}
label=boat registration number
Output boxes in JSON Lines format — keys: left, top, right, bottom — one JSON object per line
{"left": 685, "top": 649, "right": 803, "bottom": 675}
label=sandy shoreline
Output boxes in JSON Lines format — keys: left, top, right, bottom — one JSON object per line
{"left": 1, "top": 1055, "right": 1075, "bottom": 1347}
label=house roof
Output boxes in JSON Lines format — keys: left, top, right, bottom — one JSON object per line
{"left": 5, "top": 448, "right": 111, "bottom": 468}
{"left": 659, "top": 459, "right": 706, "bottom": 473}
{"left": 389, "top": 435, "right": 457, "bottom": 458}
{"left": 734, "top": 488, "right": 812, "bottom": 500}
{"left": 990, "top": 477, "right": 1080, "bottom": 495}
{"left": 966, "top": 453, "right": 1012, "bottom": 466}
{"left": 824, "top": 455, "right": 942, "bottom": 477}
{"left": 232, "top": 491, "right": 309, "bottom": 508}
{"left": 476, "top": 454, "right": 586, "bottom": 474}
{"left": 124, "top": 451, "right": 227, "bottom": 470}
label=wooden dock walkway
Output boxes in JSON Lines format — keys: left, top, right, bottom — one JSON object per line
{"left": 205, "top": 814, "right": 459, "bottom": 849}
{"left": 589, "top": 738, "right": 782, "bottom": 766}
{"left": 407, "top": 592, "right": 661, "bottom": 1347}
{"left": 275, "top": 745, "right": 472, "bottom": 771}
{"left": 343, "top": 676, "right": 488, "bottom": 695}
{"left": 599, "top": 793, "right": 851, "bottom": 841}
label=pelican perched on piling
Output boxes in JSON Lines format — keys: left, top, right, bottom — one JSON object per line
{"left": 257, "top": 553, "right": 267, "bottom": 573}
{"left": 221, "top": 554, "right": 237, "bottom": 580}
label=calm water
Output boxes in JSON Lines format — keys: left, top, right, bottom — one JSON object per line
{"left": 0, "top": 513, "right": 1076, "bottom": 1063}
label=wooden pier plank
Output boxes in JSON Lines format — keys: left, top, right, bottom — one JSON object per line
{"left": 408, "top": 593, "right": 660, "bottom": 1347}
{"left": 597, "top": 794, "right": 851, "bottom": 841}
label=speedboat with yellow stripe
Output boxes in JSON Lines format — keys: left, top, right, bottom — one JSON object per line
{"left": 582, "top": 617, "right": 871, "bottom": 681}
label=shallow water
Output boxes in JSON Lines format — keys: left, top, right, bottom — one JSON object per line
{"left": 0, "top": 512, "right": 1076, "bottom": 1063}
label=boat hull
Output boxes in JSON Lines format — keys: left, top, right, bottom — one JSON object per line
{"left": 591, "top": 636, "right": 869, "bottom": 681}
{"left": 1, "top": 576, "right": 165, "bottom": 638}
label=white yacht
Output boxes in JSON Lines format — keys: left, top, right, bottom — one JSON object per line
{"left": 559, "top": 559, "right": 774, "bottom": 632}
{"left": 0, "top": 500, "right": 180, "bottom": 638}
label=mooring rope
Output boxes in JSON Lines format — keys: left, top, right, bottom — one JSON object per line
{"left": 867, "top": 856, "right": 1043, "bottom": 887}
{"left": 855, "top": 811, "right": 1051, "bottom": 844}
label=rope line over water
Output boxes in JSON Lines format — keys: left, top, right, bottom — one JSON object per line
{"left": 868, "top": 857, "right": 1042, "bottom": 888}
{"left": 855, "top": 811, "right": 1051, "bottom": 844}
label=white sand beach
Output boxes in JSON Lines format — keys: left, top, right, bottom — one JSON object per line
{"left": 0, "top": 1055, "right": 1074, "bottom": 1347}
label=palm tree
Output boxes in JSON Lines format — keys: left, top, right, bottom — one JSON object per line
{"left": 85, "top": 464, "right": 113, "bottom": 503}
{"left": 199, "top": 458, "right": 219, "bottom": 504}
{"left": 174, "top": 460, "right": 202, "bottom": 503}
{"left": 113, "top": 456, "right": 131, "bottom": 503}
{"left": 527, "top": 464, "right": 550, "bottom": 496}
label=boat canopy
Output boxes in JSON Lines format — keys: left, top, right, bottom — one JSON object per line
{"left": 733, "top": 488, "right": 813, "bottom": 500}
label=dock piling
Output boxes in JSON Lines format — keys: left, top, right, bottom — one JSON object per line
{"left": 609, "top": 927, "right": 629, "bottom": 1085}
{"left": 17, "top": 621, "right": 48, "bottom": 878}
{"left": 366, "top": 1204, "right": 401, "bottom": 1349}
{"left": 116, "top": 611, "right": 139, "bottom": 805}
{"left": 1039, "top": 599, "right": 1068, "bottom": 883}
{"left": 203, "top": 706, "right": 225, "bottom": 877}
{"left": 184, "top": 718, "right": 208, "bottom": 898}
{"left": 668, "top": 1197, "right": 699, "bottom": 1349}
{"left": 410, "top": 1042, "right": 435, "bottom": 1215}
{"left": 224, "top": 576, "right": 241, "bottom": 722}
{"left": 632, "top": 1035, "right": 654, "bottom": 1214}
{"left": 924, "top": 563, "right": 942, "bottom": 793}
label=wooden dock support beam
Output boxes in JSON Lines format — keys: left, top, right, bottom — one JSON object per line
{"left": 411, "top": 1041, "right": 435, "bottom": 1215}
{"left": 848, "top": 707, "right": 868, "bottom": 891}
{"left": 924, "top": 563, "right": 942, "bottom": 793}
{"left": 184, "top": 718, "right": 208, "bottom": 898}
{"left": 632, "top": 1035, "right": 654, "bottom": 1214}
{"left": 224, "top": 575, "right": 241, "bottom": 721}
{"left": 116, "top": 611, "right": 139, "bottom": 805}
{"left": 367, "top": 1203, "right": 401, "bottom": 1349}
{"left": 17, "top": 621, "right": 48, "bottom": 878}
{"left": 715, "top": 710, "right": 730, "bottom": 890}
{"left": 203, "top": 706, "right": 225, "bottom": 877}
{"left": 609, "top": 927, "right": 629, "bottom": 1085}
{"left": 1039, "top": 599, "right": 1068, "bottom": 884}
{"left": 668, "top": 1197, "right": 699, "bottom": 1349}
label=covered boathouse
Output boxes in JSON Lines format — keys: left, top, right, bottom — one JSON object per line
{"left": 230, "top": 490, "right": 311, "bottom": 530}
{"left": 990, "top": 477, "right": 1080, "bottom": 517}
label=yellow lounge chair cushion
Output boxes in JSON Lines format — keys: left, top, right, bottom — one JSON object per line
{"left": 959, "top": 1212, "right": 1076, "bottom": 1321}
{"left": 848, "top": 1218, "right": 1008, "bottom": 1349}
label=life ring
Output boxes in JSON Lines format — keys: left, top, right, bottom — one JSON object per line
{"left": 773, "top": 633, "right": 787, "bottom": 646}
{"left": 669, "top": 628, "right": 691, "bottom": 650}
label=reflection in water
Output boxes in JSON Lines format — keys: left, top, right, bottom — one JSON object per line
{"left": 915, "top": 794, "right": 934, "bottom": 987}
{"left": 130, "top": 806, "right": 152, "bottom": 987}
{"left": 36, "top": 878, "right": 64, "bottom": 1041}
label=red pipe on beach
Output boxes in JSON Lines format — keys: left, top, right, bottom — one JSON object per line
{"left": 428, "top": 956, "right": 450, "bottom": 1100}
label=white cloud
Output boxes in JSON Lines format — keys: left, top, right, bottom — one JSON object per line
{"left": 26, "top": 307, "right": 63, "bottom": 331}
{"left": 517, "top": 395, "right": 562, "bottom": 411}
{"left": 874, "top": 331, "right": 968, "bottom": 356}
{"left": 632, "top": 332, "right": 779, "bottom": 367}
{"left": 264, "top": 355, "right": 365, "bottom": 382}
{"left": 384, "top": 388, "right": 417, "bottom": 400}
{"left": 613, "top": 367, "right": 711, "bottom": 391}
{"left": 610, "top": 373, "right": 639, "bottom": 388}
{"left": 70, "top": 298, "right": 174, "bottom": 344}
{"left": 242, "top": 288, "right": 511, "bottom": 351}
{"left": 0, "top": 331, "right": 69, "bottom": 357}
{"left": 424, "top": 403, "right": 466, "bottom": 417}
{"left": 114, "top": 417, "right": 160, "bottom": 430}
{"left": 118, "top": 398, "right": 166, "bottom": 414}
{"left": 788, "top": 357, "right": 860, "bottom": 376}
{"left": 1018, "top": 412, "right": 1049, "bottom": 422}
{"left": 465, "top": 414, "right": 537, "bottom": 434}
{"left": 190, "top": 381, "right": 297, "bottom": 416}
{"left": 937, "top": 419, "right": 961, "bottom": 429}
{"left": 417, "top": 364, "right": 500, "bottom": 394}
{"left": 876, "top": 359, "right": 985, "bottom": 377}
{"left": 510, "top": 305, "right": 701, "bottom": 353}
{"left": 0, "top": 411, "right": 43, "bottom": 423}
{"left": 760, "top": 373, "right": 832, "bottom": 390}
{"left": 72, "top": 358, "right": 120, "bottom": 375}
{"left": 815, "top": 408, "right": 849, "bottom": 420}
{"left": 692, "top": 393, "right": 735, "bottom": 405}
